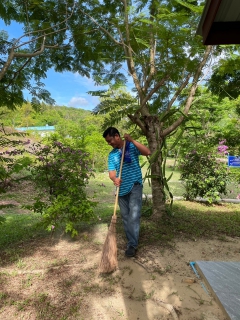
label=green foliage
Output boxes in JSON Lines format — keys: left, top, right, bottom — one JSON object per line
{"left": 229, "top": 167, "right": 240, "bottom": 184}
{"left": 0, "top": 30, "right": 55, "bottom": 110}
{"left": 52, "top": 112, "right": 109, "bottom": 172}
{"left": 174, "top": 0, "right": 202, "bottom": 13}
{"left": 0, "top": 125, "right": 32, "bottom": 193}
{"left": 166, "top": 87, "right": 240, "bottom": 161}
{"left": 1, "top": 103, "right": 93, "bottom": 128}
{"left": 0, "top": 0, "right": 110, "bottom": 109}
{"left": 29, "top": 139, "right": 97, "bottom": 236}
{"left": 215, "top": 102, "right": 240, "bottom": 156}
{"left": 1, "top": 104, "right": 110, "bottom": 172}
{"left": 85, "top": 131, "right": 111, "bottom": 172}
{"left": 179, "top": 150, "right": 229, "bottom": 204}
{"left": 208, "top": 54, "right": 240, "bottom": 101}
{"left": 0, "top": 215, "right": 6, "bottom": 224}
{"left": 92, "top": 87, "right": 137, "bottom": 129}
{"left": 0, "top": 156, "right": 32, "bottom": 192}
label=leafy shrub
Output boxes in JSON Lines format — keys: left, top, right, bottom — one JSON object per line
{"left": 179, "top": 151, "right": 229, "bottom": 204}
{"left": 29, "top": 140, "right": 97, "bottom": 236}
{"left": 0, "top": 155, "right": 32, "bottom": 192}
{"left": 0, "top": 125, "right": 32, "bottom": 193}
{"left": 228, "top": 167, "right": 240, "bottom": 184}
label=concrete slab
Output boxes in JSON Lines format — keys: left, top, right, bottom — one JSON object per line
{"left": 195, "top": 261, "right": 240, "bottom": 320}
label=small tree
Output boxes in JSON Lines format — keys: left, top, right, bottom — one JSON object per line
{"left": 179, "top": 147, "right": 229, "bottom": 204}
{"left": 0, "top": 124, "right": 32, "bottom": 224}
{"left": 30, "top": 139, "right": 97, "bottom": 237}
{"left": 82, "top": 0, "right": 215, "bottom": 217}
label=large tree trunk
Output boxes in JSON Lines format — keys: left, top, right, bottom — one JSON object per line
{"left": 145, "top": 116, "right": 166, "bottom": 219}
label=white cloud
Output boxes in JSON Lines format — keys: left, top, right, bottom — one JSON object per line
{"left": 68, "top": 96, "right": 89, "bottom": 108}
{"left": 73, "top": 74, "right": 97, "bottom": 89}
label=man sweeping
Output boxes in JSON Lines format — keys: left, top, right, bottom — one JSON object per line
{"left": 103, "top": 127, "right": 151, "bottom": 257}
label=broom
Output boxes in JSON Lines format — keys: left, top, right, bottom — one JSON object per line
{"left": 99, "top": 140, "right": 126, "bottom": 273}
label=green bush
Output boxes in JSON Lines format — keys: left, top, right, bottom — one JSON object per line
{"left": 179, "top": 151, "right": 229, "bottom": 204}
{"left": 0, "top": 155, "right": 32, "bottom": 192}
{"left": 29, "top": 140, "right": 97, "bottom": 237}
{"left": 0, "top": 126, "right": 32, "bottom": 193}
{"left": 229, "top": 167, "right": 240, "bottom": 184}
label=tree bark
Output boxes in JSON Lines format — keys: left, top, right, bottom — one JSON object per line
{"left": 144, "top": 115, "right": 166, "bottom": 218}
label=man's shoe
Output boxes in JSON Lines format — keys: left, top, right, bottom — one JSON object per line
{"left": 125, "top": 246, "right": 136, "bottom": 257}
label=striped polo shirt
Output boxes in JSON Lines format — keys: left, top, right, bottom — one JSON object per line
{"left": 108, "top": 142, "right": 142, "bottom": 196}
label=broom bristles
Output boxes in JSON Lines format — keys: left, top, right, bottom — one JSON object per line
{"left": 99, "top": 215, "right": 118, "bottom": 273}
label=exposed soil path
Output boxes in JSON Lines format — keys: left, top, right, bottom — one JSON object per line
{"left": 1, "top": 224, "right": 239, "bottom": 319}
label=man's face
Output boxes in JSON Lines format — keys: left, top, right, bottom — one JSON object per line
{"left": 105, "top": 134, "right": 120, "bottom": 148}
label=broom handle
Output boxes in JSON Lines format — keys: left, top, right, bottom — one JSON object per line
{"left": 113, "top": 140, "right": 126, "bottom": 216}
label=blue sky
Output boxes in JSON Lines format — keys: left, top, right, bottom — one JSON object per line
{"left": 41, "top": 69, "right": 105, "bottom": 110}
{"left": 0, "top": 21, "right": 110, "bottom": 111}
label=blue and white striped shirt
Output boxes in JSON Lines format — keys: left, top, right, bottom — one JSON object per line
{"left": 108, "top": 142, "right": 142, "bottom": 196}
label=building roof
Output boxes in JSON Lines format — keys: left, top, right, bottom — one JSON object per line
{"left": 16, "top": 125, "right": 55, "bottom": 131}
{"left": 197, "top": 0, "right": 240, "bottom": 45}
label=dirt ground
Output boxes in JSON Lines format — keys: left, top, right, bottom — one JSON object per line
{"left": 0, "top": 221, "right": 240, "bottom": 320}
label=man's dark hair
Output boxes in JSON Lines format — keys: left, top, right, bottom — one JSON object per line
{"left": 103, "top": 127, "right": 120, "bottom": 138}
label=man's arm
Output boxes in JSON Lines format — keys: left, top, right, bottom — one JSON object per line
{"left": 124, "top": 133, "right": 151, "bottom": 156}
{"left": 109, "top": 170, "right": 121, "bottom": 187}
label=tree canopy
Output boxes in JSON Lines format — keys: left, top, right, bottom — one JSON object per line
{"left": 0, "top": 0, "right": 102, "bottom": 109}
{"left": 208, "top": 54, "right": 240, "bottom": 101}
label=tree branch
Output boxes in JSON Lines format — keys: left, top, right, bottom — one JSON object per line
{"left": 0, "top": 2, "right": 75, "bottom": 81}
{"left": 143, "top": 8, "right": 156, "bottom": 93}
{"left": 166, "top": 73, "right": 191, "bottom": 112}
{"left": 79, "top": 9, "right": 122, "bottom": 46}
{"left": 162, "top": 45, "right": 213, "bottom": 137}
{"left": 121, "top": 0, "right": 151, "bottom": 118}
{"left": 4, "top": 56, "right": 32, "bottom": 90}
{"left": 142, "top": 75, "right": 170, "bottom": 107}
{"left": 14, "top": 2, "right": 76, "bottom": 49}
{"left": 14, "top": 36, "right": 46, "bottom": 58}
{"left": 0, "top": 48, "right": 15, "bottom": 81}
{"left": 128, "top": 113, "right": 147, "bottom": 134}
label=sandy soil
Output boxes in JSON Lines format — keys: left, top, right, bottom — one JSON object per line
{"left": 0, "top": 222, "right": 239, "bottom": 320}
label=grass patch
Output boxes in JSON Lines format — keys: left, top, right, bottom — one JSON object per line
{"left": 0, "top": 213, "right": 47, "bottom": 251}
{"left": 136, "top": 161, "right": 239, "bottom": 243}
{"left": 139, "top": 201, "right": 240, "bottom": 246}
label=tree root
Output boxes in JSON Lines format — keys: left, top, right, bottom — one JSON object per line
{"left": 133, "top": 258, "right": 151, "bottom": 272}
{"left": 133, "top": 259, "right": 179, "bottom": 320}
{"left": 154, "top": 298, "right": 179, "bottom": 320}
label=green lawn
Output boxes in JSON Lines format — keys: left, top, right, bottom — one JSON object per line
{"left": 91, "top": 159, "right": 240, "bottom": 200}
{"left": 0, "top": 211, "right": 48, "bottom": 250}
{"left": 0, "top": 159, "right": 239, "bottom": 256}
